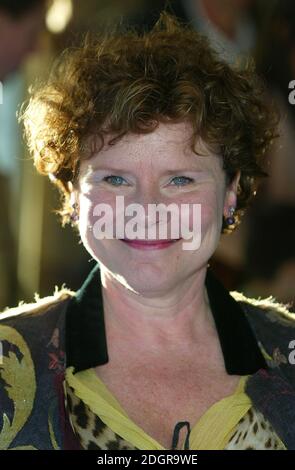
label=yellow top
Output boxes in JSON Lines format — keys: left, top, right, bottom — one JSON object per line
{"left": 66, "top": 366, "right": 253, "bottom": 450}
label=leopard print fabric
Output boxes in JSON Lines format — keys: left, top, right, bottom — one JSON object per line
{"left": 225, "top": 407, "right": 286, "bottom": 450}
{"left": 65, "top": 383, "right": 137, "bottom": 450}
{"left": 65, "top": 383, "right": 286, "bottom": 450}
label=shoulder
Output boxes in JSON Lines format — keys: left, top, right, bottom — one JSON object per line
{"left": 0, "top": 286, "right": 76, "bottom": 450}
{"left": 0, "top": 285, "right": 76, "bottom": 324}
{"left": 0, "top": 284, "right": 76, "bottom": 382}
{"left": 230, "top": 290, "right": 295, "bottom": 328}
{"left": 231, "top": 290, "right": 295, "bottom": 376}
{"left": 0, "top": 285, "right": 76, "bottom": 351}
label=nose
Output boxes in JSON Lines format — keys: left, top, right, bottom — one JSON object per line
{"left": 128, "top": 190, "right": 176, "bottom": 236}
{"left": 134, "top": 183, "right": 161, "bottom": 210}
{"left": 133, "top": 199, "right": 161, "bottom": 229}
{"left": 118, "top": 182, "right": 151, "bottom": 229}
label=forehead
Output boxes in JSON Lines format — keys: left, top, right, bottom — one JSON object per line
{"left": 80, "top": 120, "right": 222, "bottom": 172}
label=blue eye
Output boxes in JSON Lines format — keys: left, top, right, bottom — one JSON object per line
{"left": 103, "top": 175, "right": 128, "bottom": 186}
{"left": 170, "top": 176, "right": 194, "bottom": 186}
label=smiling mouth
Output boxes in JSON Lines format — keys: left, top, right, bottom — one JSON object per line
{"left": 119, "top": 238, "right": 181, "bottom": 250}
{"left": 122, "top": 238, "right": 180, "bottom": 243}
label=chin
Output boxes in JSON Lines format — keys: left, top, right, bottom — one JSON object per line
{"left": 122, "top": 274, "right": 179, "bottom": 297}
{"left": 113, "top": 261, "right": 181, "bottom": 295}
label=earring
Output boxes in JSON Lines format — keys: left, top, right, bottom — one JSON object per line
{"left": 70, "top": 202, "right": 79, "bottom": 224}
{"left": 225, "top": 206, "right": 235, "bottom": 226}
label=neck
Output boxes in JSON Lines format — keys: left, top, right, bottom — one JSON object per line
{"left": 99, "top": 266, "right": 216, "bottom": 357}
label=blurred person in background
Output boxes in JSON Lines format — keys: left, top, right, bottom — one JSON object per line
{"left": 1, "top": 12, "right": 295, "bottom": 451}
{"left": 241, "top": 0, "right": 295, "bottom": 304}
{"left": 250, "top": 0, "right": 295, "bottom": 207}
{"left": 128, "top": 0, "right": 256, "bottom": 62}
{"left": 0, "top": 0, "right": 47, "bottom": 308}
{"left": 243, "top": 204, "right": 295, "bottom": 307}
{"left": 0, "top": 0, "right": 46, "bottom": 81}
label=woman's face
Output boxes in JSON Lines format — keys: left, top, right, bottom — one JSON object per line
{"left": 74, "top": 121, "right": 239, "bottom": 296}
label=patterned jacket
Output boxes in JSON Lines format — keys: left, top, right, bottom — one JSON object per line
{"left": 0, "top": 263, "right": 295, "bottom": 450}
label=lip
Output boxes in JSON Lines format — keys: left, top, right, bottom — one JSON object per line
{"left": 120, "top": 239, "right": 181, "bottom": 250}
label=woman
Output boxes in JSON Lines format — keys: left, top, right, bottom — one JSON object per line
{"left": 1, "top": 12, "right": 295, "bottom": 451}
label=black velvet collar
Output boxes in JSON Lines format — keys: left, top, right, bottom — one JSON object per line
{"left": 65, "top": 262, "right": 267, "bottom": 375}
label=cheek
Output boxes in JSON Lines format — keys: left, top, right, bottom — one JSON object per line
{"left": 78, "top": 191, "right": 117, "bottom": 240}
{"left": 200, "top": 191, "right": 221, "bottom": 231}
{"left": 78, "top": 194, "right": 92, "bottom": 243}
{"left": 181, "top": 187, "right": 223, "bottom": 235}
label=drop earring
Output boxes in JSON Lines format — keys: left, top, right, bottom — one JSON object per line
{"left": 225, "top": 206, "right": 235, "bottom": 226}
{"left": 70, "top": 202, "right": 79, "bottom": 224}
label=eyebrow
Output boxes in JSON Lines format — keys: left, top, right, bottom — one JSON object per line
{"left": 85, "top": 165, "right": 207, "bottom": 174}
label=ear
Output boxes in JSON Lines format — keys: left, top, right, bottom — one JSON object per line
{"left": 223, "top": 170, "right": 241, "bottom": 217}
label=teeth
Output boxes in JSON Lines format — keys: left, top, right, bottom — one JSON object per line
{"left": 124, "top": 239, "right": 178, "bottom": 242}
{"left": 119, "top": 238, "right": 181, "bottom": 242}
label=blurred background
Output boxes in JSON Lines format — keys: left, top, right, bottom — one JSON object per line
{"left": 0, "top": 0, "right": 294, "bottom": 310}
